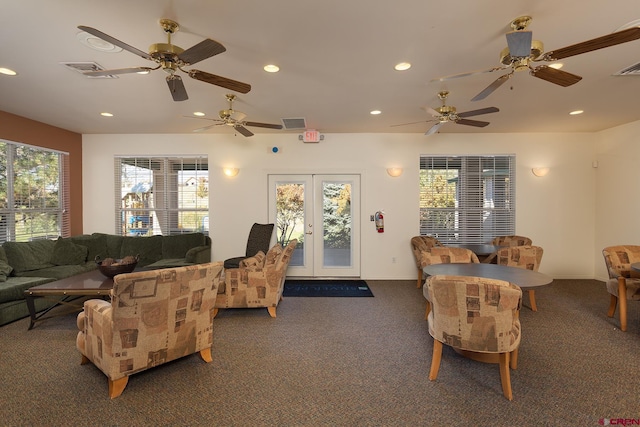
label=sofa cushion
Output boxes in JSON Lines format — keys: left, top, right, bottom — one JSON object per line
{"left": 70, "top": 234, "right": 109, "bottom": 262}
{"left": 239, "top": 251, "right": 266, "bottom": 271}
{"left": 15, "top": 264, "right": 90, "bottom": 280}
{"left": 92, "top": 233, "right": 124, "bottom": 259}
{"left": 265, "top": 244, "right": 283, "bottom": 267}
{"left": 3, "top": 240, "right": 56, "bottom": 273}
{"left": 120, "top": 235, "right": 162, "bottom": 267}
{"left": 161, "top": 233, "right": 206, "bottom": 259}
{"left": 0, "top": 260, "right": 12, "bottom": 281}
{"left": 0, "top": 276, "right": 55, "bottom": 303}
{"left": 51, "top": 238, "right": 88, "bottom": 266}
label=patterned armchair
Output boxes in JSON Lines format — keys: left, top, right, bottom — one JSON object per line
{"left": 496, "top": 245, "right": 544, "bottom": 311}
{"left": 425, "top": 274, "right": 522, "bottom": 401}
{"left": 410, "top": 236, "right": 445, "bottom": 288}
{"left": 421, "top": 247, "right": 480, "bottom": 318}
{"left": 602, "top": 245, "right": 640, "bottom": 331}
{"left": 76, "top": 262, "right": 224, "bottom": 398}
{"left": 492, "top": 235, "right": 533, "bottom": 247}
{"left": 215, "top": 240, "right": 297, "bottom": 318}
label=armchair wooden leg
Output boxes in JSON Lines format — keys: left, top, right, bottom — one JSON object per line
{"left": 428, "top": 339, "right": 443, "bottom": 381}
{"left": 212, "top": 308, "right": 219, "bottom": 319}
{"left": 80, "top": 354, "right": 90, "bottom": 365}
{"left": 417, "top": 267, "right": 423, "bottom": 288}
{"left": 618, "top": 277, "right": 628, "bottom": 332}
{"left": 424, "top": 300, "right": 431, "bottom": 321}
{"left": 528, "top": 290, "right": 537, "bottom": 312}
{"left": 498, "top": 352, "right": 513, "bottom": 401}
{"left": 509, "top": 348, "right": 518, "bottom": 370}
{"left": 199, "top": 348, "right": 213, "bottom": 363}
{"left": 267, "top": 307, "right": 277, "bottom": 318}
{"left": 108, "top": 376, "right": 129, "bottom": 399}
{"left": 607, "top": 294, "right": 618, "bottom": 318}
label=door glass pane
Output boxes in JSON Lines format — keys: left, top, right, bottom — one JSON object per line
{"left": 322, "top": 181, "right": 351, "bottom": 267}
{"left": 275, "top": 181, "right": 305, "bottom": 267}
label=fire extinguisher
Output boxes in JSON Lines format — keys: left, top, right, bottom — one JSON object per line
{"left": 375, "top": 211, "right": 384, "bottom": 233}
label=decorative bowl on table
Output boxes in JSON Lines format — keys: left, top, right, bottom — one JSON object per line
{"left": 95, "top": 255, "right": 139, "bottom": 278}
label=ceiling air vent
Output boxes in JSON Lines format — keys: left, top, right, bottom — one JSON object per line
{"left": 60, "top": 62, "right": 118, "bottom": 79}
{"left": 281, "top": 117, "right": 306, "bottom": 130}
{"left": 613, "top": 61, "right": 640, "bottom": 76}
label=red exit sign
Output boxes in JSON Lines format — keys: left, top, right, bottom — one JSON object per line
{"left": 302, "top": 129, "right": 321, "bottom": 143}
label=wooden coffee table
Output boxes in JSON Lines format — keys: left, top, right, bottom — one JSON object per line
{"left": 24, "top": 269, "right": 115, "bottom": 330}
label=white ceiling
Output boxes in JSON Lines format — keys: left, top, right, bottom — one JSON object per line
{"left": 2, "top": 0, "right": 640, "bottom": 136}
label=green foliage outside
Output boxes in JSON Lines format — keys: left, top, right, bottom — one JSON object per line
{"left": 0, "top": 142, "right": 62, "bottom": 242}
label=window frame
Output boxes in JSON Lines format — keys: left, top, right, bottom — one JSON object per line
{"left": 0, "top": 139, "right": 70, "bottom": 243}
{"left": 114, "top": 156, "right": 209, "bottom": 236}
{"left": 419, "top": 154, "right": 515, "bottom": 244}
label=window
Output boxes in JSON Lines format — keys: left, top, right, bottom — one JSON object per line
{"left": 114, "top": 156, "right": 208, "bottom": 236}
{"left": 419, "top": 155, "right": 515, "bottom": 244}
{"left": 0, "top": 139, "right": 70, "bottom": 243}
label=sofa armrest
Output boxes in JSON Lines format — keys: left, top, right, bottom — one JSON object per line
{"left": 185, "top": 245, "right": 211, "bottom": 264}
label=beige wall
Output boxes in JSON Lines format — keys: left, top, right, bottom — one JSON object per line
{"left": 0, "top": 110, "right": 84, "bottom": 235}
{"left": 594, "top": 120, "right": 640, "bottom": 280}
{"left": 83, "top": 130, "right": 599, "bottom": 280}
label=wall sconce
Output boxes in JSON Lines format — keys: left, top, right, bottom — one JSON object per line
{"left": 531, "top": 167, "right": 549, "bottom": 177}
{"left": 386, "top": 167, "right": 403, "bottom": 177}
{"left": 223, "top": 167, "right": 239, "bottom": 177}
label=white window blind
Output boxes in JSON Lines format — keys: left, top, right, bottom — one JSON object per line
{"left": 114, "top": 156, "right": 209, "bottom": 236}
{"left": 419, "top": 155, "right": 515, "bottom": 244}
{"left": 0, "top": 139, "right": 70, "bottom": 243}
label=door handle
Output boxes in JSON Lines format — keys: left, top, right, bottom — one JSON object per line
{"left": 305, "top": 231, "right": 313, "bottom": 235}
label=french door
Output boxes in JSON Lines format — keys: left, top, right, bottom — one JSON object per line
{"left": 268, "top": 174, "right": 360, "bottom": 278}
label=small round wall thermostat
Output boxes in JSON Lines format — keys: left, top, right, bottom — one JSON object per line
{"left": 272, "top": 147, "right": 279, "bottom": 153}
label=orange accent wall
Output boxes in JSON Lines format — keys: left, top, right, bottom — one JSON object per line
{"left": 0, "top": 110, "right": 83, "bottom": 236}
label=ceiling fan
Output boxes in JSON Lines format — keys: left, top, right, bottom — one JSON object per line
{"left": 391, "top": 91, "right": 499, "bottom": 135}
{"left": 77, "top": 19, "right": 251, "bottom": 101}
{"left": 185, "top": 94, "right": 283, "bottom": 137}
{"left": 431, "top": 16, "right": 640, "bottom": 101}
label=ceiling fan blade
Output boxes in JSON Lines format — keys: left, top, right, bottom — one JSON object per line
{"left": 177, "top": 39, "right": 226, "bottom": 65}
{"left": 455, "top": 118, "right": 490, "bottom": 128}
{"left": 430, "top": 66, "right": 507, "bottom": 82}
{"left": 77, "top": 26, "right": 154, "bottom": 61}
{"left": 244, "top": 121, "right": 283, "bottom": 130}
{"left": 188, "top": 70, "right": 251, "bottom": 94}
{"left": 530, "top": 65, "right": 582, "bottom": 87}
{"left": 234, "top": 125, "right": 254, "bottom": 137}
{"left": 458, "top": 106, "right": 499, "bottom": 118}
{"left": 544, "top": 27, "right": 640, "bottom": 60}
{"left": 426, "top": 107, "right": 440, "bottom": 117}
{"left": 390, "top": 120, "right": 430, "bottom": 127}
{"left": 193, "top": 124, "right": 222, "bottom": 132}
{"left": 506, "top": 30, "right": 533, "bottom": 58}
{"left": 83, "top": 66, "right": 155, "bottom": 76}
{"left": 471, "top": 73, "right": 511, "bottom": 102}
{"left": 183, "top": 115, "right": 224, "bottom": 123}
{"left": 425, "top": 122, "right": 443, "bottom": 136}
{"left": 166, "top": 75, "right": 188, "bottom": 101}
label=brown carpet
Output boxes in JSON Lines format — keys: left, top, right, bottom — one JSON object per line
{"left": 1, "top": 279, "right": 638, "bottom": 426}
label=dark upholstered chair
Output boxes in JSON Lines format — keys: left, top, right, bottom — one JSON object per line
{"left": 223, "top": 223, "right": 274, "bottom": 269}
{"left": 410, "top": 236, "right": 445, "bottom": 288}
{"left": 602, "top": 245, "right": 640, "bottom": 331}
{"left": 425, "top": 274, "right": 522, "bottom": 401}
{"left": 496, "top": 245, "right": 544, "bottom": 312}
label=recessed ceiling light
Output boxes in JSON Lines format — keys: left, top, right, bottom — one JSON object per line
{"left": 77, "top": 31, "right": 123, "bottom": 53}
{"left": 264, "top": 64, "right": 280, "bottom": 73}
{"left": 370, "top": 110, "right": 382, "bottom": 115}
{"left": 569, "top": 110, "right": 584, "bottom": 115}
{"left": 0, "top": 67, "right": 17, "bottom": 76}
{"left": 193, "top": 112, "right": 205, "bottom": 117}
{"left": 548, "top": 63, "right": 563, "bottom": 69}
{"left": 394, "top": 62, "right": 411, "bottom": 71}
{"left": 100, "top": 112, "right": 114, "bottom": 117}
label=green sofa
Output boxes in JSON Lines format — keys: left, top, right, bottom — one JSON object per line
{"left": 0, "top": 232, "right": 211, "bottom": 326}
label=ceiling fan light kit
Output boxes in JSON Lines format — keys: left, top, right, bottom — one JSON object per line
{"left": 431, "top": 16, "right": 640, "bottom": 102}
